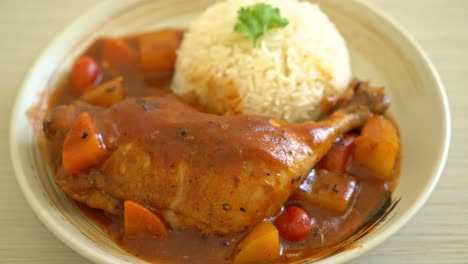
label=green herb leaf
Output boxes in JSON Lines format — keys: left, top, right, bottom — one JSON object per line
{"left": 234, "top": 3, "right": 289, "bottom": 47}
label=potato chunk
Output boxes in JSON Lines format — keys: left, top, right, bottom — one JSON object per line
{"left": 233, "top": 221, "right": 280, "bottom": 264}
{"left": 350, "top": 115, "right": 400, "bottom": 181}
{"left": 292, "top": 169, "right": 357, "bottom": 213}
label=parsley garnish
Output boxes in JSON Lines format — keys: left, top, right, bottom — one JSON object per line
{"left": 234, "top": 3, "right": 289, "bottom": 47}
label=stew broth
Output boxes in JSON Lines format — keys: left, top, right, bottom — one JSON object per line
{"left": 44, "top": 29, "right": 400, "bottom": 264}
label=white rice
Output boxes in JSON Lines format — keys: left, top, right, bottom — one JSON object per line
{"left": 171, "top": 0, "right": 351, "bottom": 122}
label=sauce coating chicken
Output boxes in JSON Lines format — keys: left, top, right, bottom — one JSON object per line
{"left": 44, "top": 84, "right": 388, "bottom": 234}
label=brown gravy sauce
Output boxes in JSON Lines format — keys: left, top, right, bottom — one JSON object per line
{"left": 46, "top": 32, "right": 399, "bottom": 264}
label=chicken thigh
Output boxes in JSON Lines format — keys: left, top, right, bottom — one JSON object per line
{"left": 44, "top": 82, "right": 388, "bottom": 234}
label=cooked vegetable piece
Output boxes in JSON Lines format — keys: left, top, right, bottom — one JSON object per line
{"left": 70, "top": 56, "right": 101, "bottom": 92}
{"left": 124, "top": 200, "right": 168, "bottom": 239}
{"left": 320, "top": 133, "right": 358, "bottom": 173}
{"left": 62, "top": 112, "right": 108, "bottom": 174}
{"left": 82, "top": 77, "right": 126, "bottom": 107}
{"left": 233, "top": 221, "right": 280, "bottom": 264}
{"left": 292, "top": 169, "right": 357, "bottom": 213}
{"left": 102, "top": 38, "right": 137, "bottom": 69}
{"left": 139, "top": 29, "right": 183, "bottom": 73}
{"left": 350, "top": 115, "right": 399, "bottom": 181}
{"left": 274, "top": 206, "right": 312, "bottom": 241}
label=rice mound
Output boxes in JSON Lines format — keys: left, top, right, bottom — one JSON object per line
{"left": 171, "top": 0, "right": 351, "bottom": 122}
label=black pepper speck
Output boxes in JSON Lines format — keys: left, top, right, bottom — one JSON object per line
{"left": 333, "top": 184, "right": 339, "bottom": 193}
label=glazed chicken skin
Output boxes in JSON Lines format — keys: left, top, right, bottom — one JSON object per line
{"left": 44, "top": 83, "right": 389, "bottom": 234}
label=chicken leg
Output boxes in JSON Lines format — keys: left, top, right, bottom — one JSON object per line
{"left": 44, "top": 82, "right": 389, "bottom": 234}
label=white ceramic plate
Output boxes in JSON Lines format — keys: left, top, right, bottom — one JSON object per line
{"left": 10, "top": 0, "right": 450, "bottom": 263}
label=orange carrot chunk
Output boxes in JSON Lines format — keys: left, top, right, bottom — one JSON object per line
{"left": 139, "top": 29, "right": 184, "bottom": 73}
{"left": 82, "top": 77, "right": 126, "bottom": 107}
{"left": 124, "top": 200, "right": 168, "bottom": 239}
{"left": 320, "top": 133, "right": 358, "bottom": 173}
{"left": 102, "top": 38, "right": 137, "bottom": 69}
{"left": 62, "top": 112, "right": 108, "bottom": 174}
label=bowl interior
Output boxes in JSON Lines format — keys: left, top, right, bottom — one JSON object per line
{"left": 10, "top": 0, "right": 450, "bottom": 263}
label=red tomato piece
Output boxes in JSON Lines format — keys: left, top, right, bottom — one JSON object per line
{"left": 320, "top": 133, "right": 358, "bottom": 173}
{"left": 274, "top": 206, "right": 312, "bottom": 241}
{"left": 70, "top": 56, "right": 101, "bottom": 92}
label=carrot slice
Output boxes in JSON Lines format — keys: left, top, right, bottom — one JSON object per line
{"left": 124, "top": 200, "right": 168, "bottom": 239}
{"left": 82, "top": 77, "right": 126, "bottom": 107}
{"left": 139, "top": 29, "right": 184, "bottom": 73}
{"left": 320, "top": 133, "right": 358, "bottom": 173}
{"left": 62, "top": 112, "right": 108, "bottom": 174}
{"left": 233, "top": 221, "right": 280, "bottom": 264}
{"left": 102, "top": 38, "right": 137, "bottom": 69}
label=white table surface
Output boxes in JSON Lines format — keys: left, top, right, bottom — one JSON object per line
{"left": 1, "top": 0, "right": 467, "bottom": 263}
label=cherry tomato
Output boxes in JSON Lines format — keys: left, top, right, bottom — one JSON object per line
{"left": 274, "top": 206, "right": 312, "bottom": 241}
{"left": 70, "top": 56, "right": 101, "bottom": 92}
